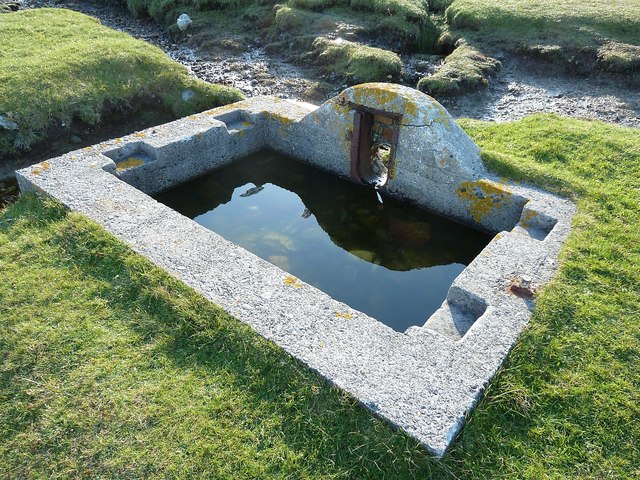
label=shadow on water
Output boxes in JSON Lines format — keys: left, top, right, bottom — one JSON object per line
{"left": 155, "top": 150, "right": 492, "bottom": 331}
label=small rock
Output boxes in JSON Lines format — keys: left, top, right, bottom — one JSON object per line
{"left": 70, "top": 135, "right": 82, "bottom": 144}
{"left": 0, "top": 115, "right": 18, "bottom": 130}
{"left": 176, "top": 13, "right": 192, "bottom": 32}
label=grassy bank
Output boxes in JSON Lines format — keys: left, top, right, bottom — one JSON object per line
{"left": 417, "top": 41, "right": 499, "bottom": 95}
{"left": 122, "top": 0, "right": 441, "bottom": 82}
{"left": 0, "top": 8, "right": 243, "bottom": 157}
{"left": 446, "top": 0, "right": 640, "bottom": 72}
{"left": 1, "top": 114, "right": 639, "bottom": 478}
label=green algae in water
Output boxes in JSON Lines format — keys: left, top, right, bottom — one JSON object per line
{"left": 155, "top": 150, "right": 492, "bottom": 332}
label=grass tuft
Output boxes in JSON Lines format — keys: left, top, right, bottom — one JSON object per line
{"left": 428, "top": 0, "right": 453, "bottom": 12}
{"left": 311, "top": 37, "right": 403, "bottom": 82}
{"left": 597, "top": 42, "right": 640, "bottom": 73}
{"left": 350, "top": 0, "right": 427, "bottom": 24}
{"left": 272, "top": 4, "right": 313, "bottom": 32}
{"left": 417, "top": 41, "right": 500, "bottom": 96}
{"left": 288, "top": 0, "right": 348, "bottom": 11}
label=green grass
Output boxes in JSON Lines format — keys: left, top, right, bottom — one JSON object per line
{"left": 0, "top": 8, "right": 243, "bottom": 156}
{"left": 0, "top": 194, "right": 433, "bottom": 478}
{"left": 2, "top": 115, "right": 639, "bottom": 478}
{"left": 273, "top": 4, "right": 314, "bottom": 32}
{"left": 350, "top": 0, "right": 427, "bottom": 23}
{"left": 417, "top": 41, "right": 500, "bottom": 96}
{"left": 311, "top": 37, "right": 403, "bottom": 82}
{"left": 446, "top": 0, "right": 640, "bottom": 70}
{"left": 288, "top": 0, "right": 348, "bottom": 11}
{"left": 446, "top": 115, "right": 640, "bottom": 478}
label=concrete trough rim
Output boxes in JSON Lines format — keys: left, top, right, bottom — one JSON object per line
{"left": 16, "top": 85, "right": 576, "bottom": 456}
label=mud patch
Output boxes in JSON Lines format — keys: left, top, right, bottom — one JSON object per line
{"left": 440, "top": 54, "right": 640, "bottom": 128}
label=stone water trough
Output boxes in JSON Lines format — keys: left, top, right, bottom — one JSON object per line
{"left": 17, "top": 83, "right": 575, "bottom": 456}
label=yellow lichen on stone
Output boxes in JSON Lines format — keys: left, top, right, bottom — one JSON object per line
{"left": 331, "top": 102, "right": 352, "bottom": 117}
{"left": 428, "top": 103, "right": 451, "bottom": 128}
{"left": 134, "top": 132, "right": 146, "bottom": 138}
{"left": 116, "top": 157, "right": 145, "bottom": 172}
{"left": 283, "top": 275, "right": 302, "bottom": 288}
{"left": 31, "top": 161, "right": 51, "bottom": 176}
{"left": 353, "top": 84, "right": 405, "bottom": 113}
{"left": 269, "top": 111, "right": 296, "bottom": 126}
{"left": 269, "top": 111, "right": 297, "bottom": 139}
{"left": 335, "top": 312, "right": 353, "bottom": 319}
{"left": 205, "top": 105, "right": 233, "bottom": 116}
{"left": 457, "top": 179, "right": 513, "bottom": 222}
{"left": 348, "top": 83, "right": 452, "bottom": 128}
{"left": 519, "top": 209, "right": 538, "bottom": 229}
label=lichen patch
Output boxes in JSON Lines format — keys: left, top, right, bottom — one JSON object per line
{"left": 116, "top": 157, "right": 145, "bottom": 172}
{"left": 457, "top": 180, "right": 513, "bottom": 222}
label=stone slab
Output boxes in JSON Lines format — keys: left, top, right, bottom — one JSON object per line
{"left": 17, "top": 84, "right": 575, "bottom": 456}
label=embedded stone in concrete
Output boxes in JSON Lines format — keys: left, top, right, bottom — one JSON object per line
{"left": 16, "top": 83, "right": 575, "bottom": 456}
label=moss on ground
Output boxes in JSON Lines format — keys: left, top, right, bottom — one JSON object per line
{"left": 288, "top": 0, "right": 348, "bottom": 11}
{"left": 0, "top": 8, "right": 243, "bottom": 156}
{"left": 597, "top": 42, "right": 640, "bottom": 73}
{"left": 1, "top": 114, "right": 639, "bottom": 478}
{"left": 273, "top": 4, "right": 314, "bottom": 32}
{"left": 311, "top": 37, "right": 403, "bottom": 83}
{"left": 417, "top": 41, "right": 500, "bottom": 96}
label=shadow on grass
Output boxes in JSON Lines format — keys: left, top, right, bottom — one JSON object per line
{"left": 21, "top": 195, "right": 444, "bottom": 478}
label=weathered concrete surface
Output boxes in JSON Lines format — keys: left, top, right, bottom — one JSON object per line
{"left": 17, "top": 84, "right": 575, "bottom": 456}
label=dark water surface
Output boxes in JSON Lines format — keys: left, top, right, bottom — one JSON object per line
{"left": 155, "top": 151, "right": 491, "bottom": 332}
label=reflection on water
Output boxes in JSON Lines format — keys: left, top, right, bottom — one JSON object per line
{"left": 155, "top": 150, "right": 491, "bottom": 332}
